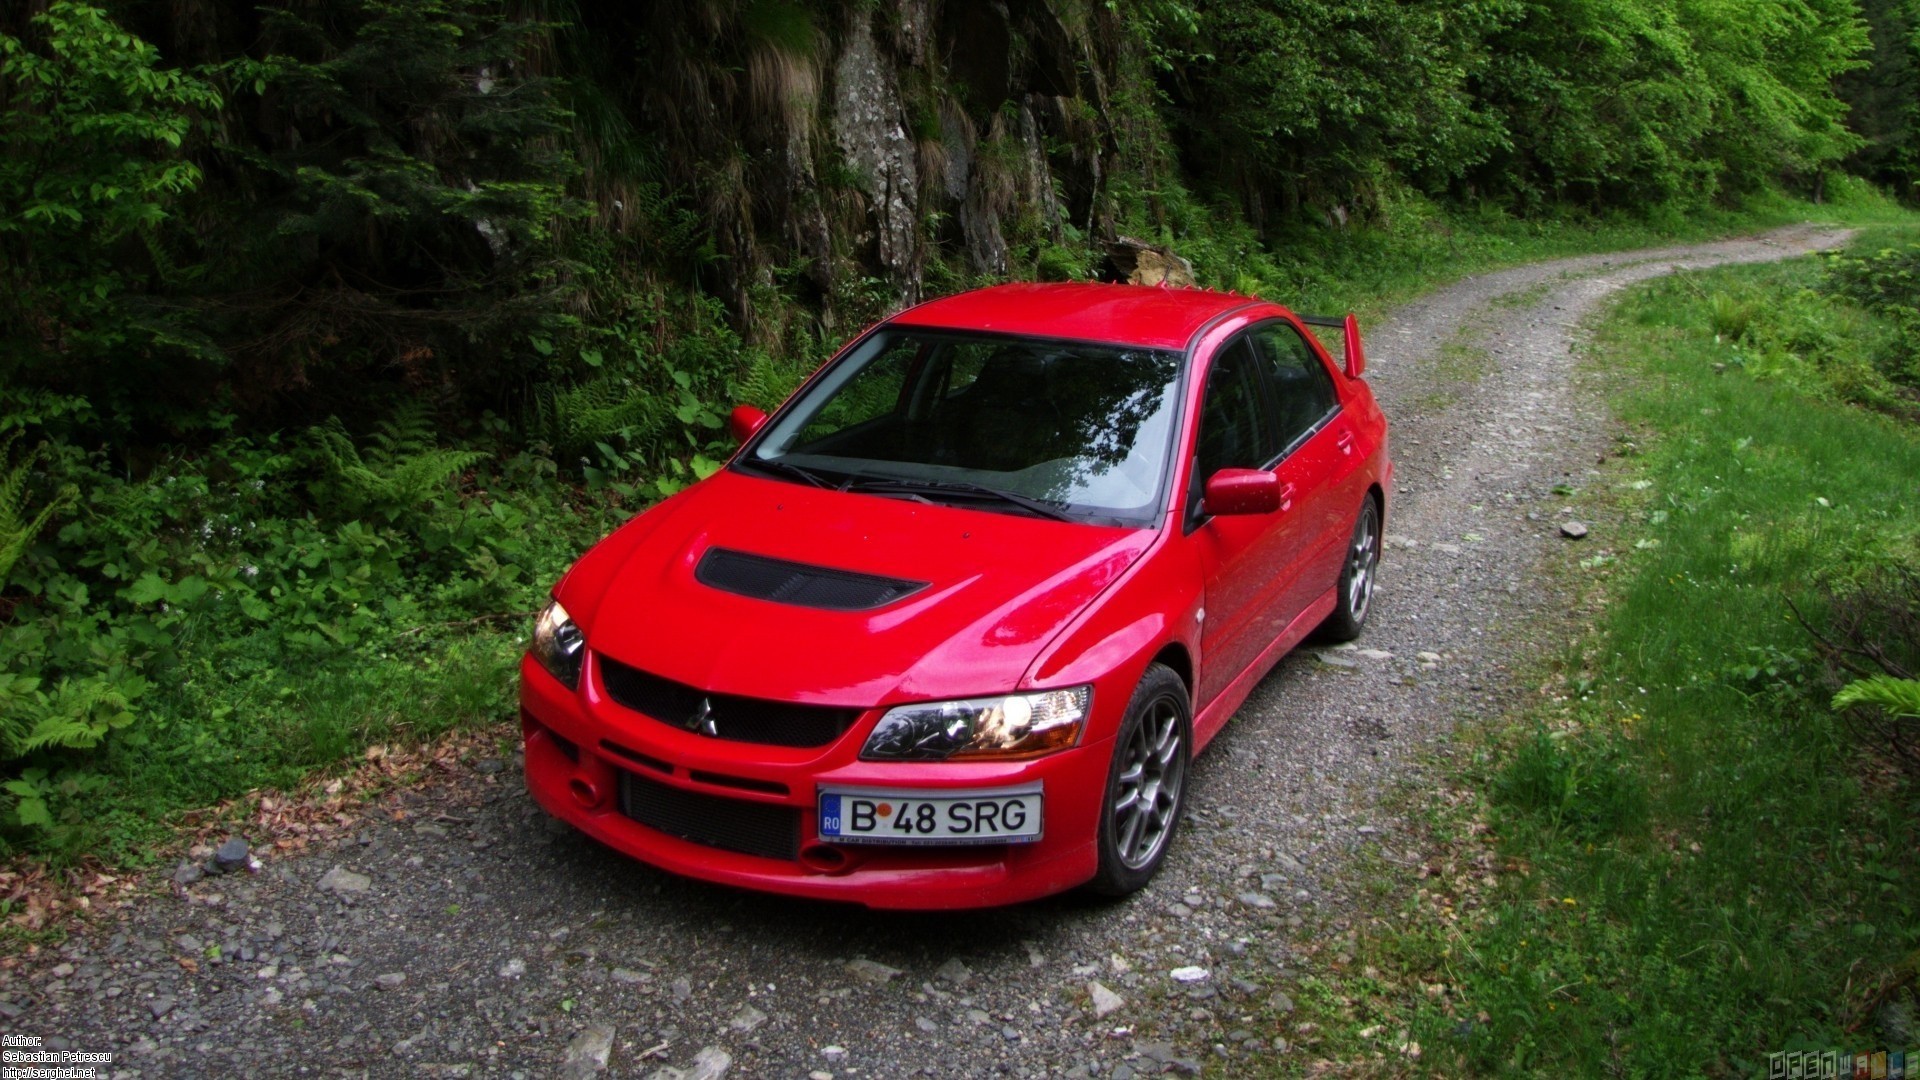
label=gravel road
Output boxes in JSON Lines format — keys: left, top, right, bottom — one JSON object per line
{"left": 6, "top": 226, "right": 1851, "bottom": 1079}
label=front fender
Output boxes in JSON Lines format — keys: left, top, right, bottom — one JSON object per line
{"left": 1025, "top": 519, "right": 1203, "bottom": 736}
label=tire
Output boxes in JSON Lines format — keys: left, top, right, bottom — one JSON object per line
{"left": 1086, "top": 663, "right": 1192, "bottom": 897}
{"left": 1316, "top": 494, "right": 1381, "bottom": 643}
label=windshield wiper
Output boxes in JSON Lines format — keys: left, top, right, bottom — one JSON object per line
{"left": 736, "top": 457, "right": 834, "bottom": 489}
{"left": 846, "top": 478, "right": 1075, "bottom": 522}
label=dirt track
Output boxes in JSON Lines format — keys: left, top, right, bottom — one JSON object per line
{"left": 6, "top": 226, "right": 1852, "bottom": 1079}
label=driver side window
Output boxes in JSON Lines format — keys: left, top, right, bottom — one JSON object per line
{"left": 1195, "top": 338, "right": 1277, "bottom": 480}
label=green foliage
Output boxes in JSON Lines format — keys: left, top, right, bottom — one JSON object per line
{"left": 1152, "top": 0, "right": 1508, "bottom": 223}
{"left": 175, "top": 0, "right": 588, "bottom": 423}
{"left": 739, "top": 0, "right": 819, "bottom": 58}
{"left": 1817, "top": 540, "right": 1920, "bottom": 778}
{"left": 1112, "top": 0, "right": 1209, "bottom": 70}
{"left": 1676, "top": 244, "right": 1917, "bottom": 415}
{"left": 1825, "top": 241, "right": 1920, "bottom": 381}
{"left": 523, "top": 313, "right": 738, "bottom": 499}
{"left": 730, "top": 351, "right": 812, "bottom": 414}
{"left": 1707, "top": 291, "right": 1754, "bottom": 340}
{"left": 1837, "top": 0, "right": 1920, "bottom": 203}
{"left": 1472, "top": 0, "right": 1869, "bottom": 208}
{"left": 1150, "top": 0, "right": 1869, "bottom": 225}
{"left": 0, "top": 417, "right": 607, "bottom": 857}
{"left": 1835, "top": 674, "right": 1920, "bottom": 718}
{"left": 0, "top": 2, "right": 221, "bottom": 388}
{"left": 0, "top": 436, "right": 77, "bottom": 587}
{"left": 305, "top": 408, "right": 486, "bottom": 523}
{"left": 0, "top": 3, "right": 216, "bottom": 236}
{"left": 529, "top": 376, "right": 673, "bottom": 465}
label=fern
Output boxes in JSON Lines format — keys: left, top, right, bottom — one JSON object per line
{"left": 527, "top": 375, "right": 672, "bottom": 459}
{"left": 306, "top": 404, "right": 485, "bottom": 520}
{"left": 732, "top": 349, "right": 809, "bottom": 412}
{"left": 0, "top": 433, "right": 78, "bottom": 586}
{"left": 0, "top": 673, "right": 43, "bottom": 762}
{"left": 14, "top": 673, "right": 146, "bottom": 755}
{"left": 0, "top": 668, "right": 147, "bottom": 762}
{"left": 1834, "top": 675, "right": 1920, "bottom": 719}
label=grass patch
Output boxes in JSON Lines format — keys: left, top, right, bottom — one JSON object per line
{"left": 1293, "top": 228, "right": 1920, "bottom": 1076}
{"left": 1490, "top": 280, "right": 1558, "bottom": 310}
{"left": 1433, "top": 336, "right": 1496, "bottom": 386}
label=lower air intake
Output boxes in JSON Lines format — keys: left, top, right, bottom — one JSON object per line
{"left": 619, "top": 770, "right": 800, "bottom": 861}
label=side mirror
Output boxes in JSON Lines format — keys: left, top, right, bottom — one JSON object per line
{"left": 1343, "top": 313, "right": 1366, "bottom": 379}
{"left": 728, "top": 405, "right": 769, "bottom": 444}
{"left": 1201, "top": 468, "right": 1281, "bottom": 516}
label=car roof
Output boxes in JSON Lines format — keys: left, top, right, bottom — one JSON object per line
{"left": 888, "top": 282, "right": 1264, "bottom": 351}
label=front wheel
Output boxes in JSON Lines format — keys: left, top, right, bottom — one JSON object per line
{"left": 1316, "top": 495, "right": 1381, "bottom": 643}
{"left": 1086, "top": 664, "right": 1192, "bottom": 897}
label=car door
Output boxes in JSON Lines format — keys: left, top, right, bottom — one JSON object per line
{"left": 1245, "top": 320, "right": 1351, "bottom": 619}
{"left": 1188, "top": 333, "right": 1305, "bottom": 710}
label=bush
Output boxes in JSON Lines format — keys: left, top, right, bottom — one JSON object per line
{"left": 0, "top": 409, "right": 605, "bottom": 857}
{"left": 1825, "top": 243, "right": 1920, "bottom": 385}
{"left": 1807, "top": 559, "right": 1920, "bottom": 780}
{"left": 1692, "top": 254, "right": 1916, "bottom": 416}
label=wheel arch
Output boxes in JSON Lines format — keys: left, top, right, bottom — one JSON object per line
{"left": 1149, "top": 642, "right": 1195, "bottom": 710}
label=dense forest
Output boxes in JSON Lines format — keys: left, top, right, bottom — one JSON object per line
{"left": 6, "top": 0, "right": 1916, "bottom": 435}
{"left": 1, "top": 0, "right": 1918, "bottom": 854}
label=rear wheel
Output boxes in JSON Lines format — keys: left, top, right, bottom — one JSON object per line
{"left": 1317, "top": 495, "right": 1381, "bottom": 643}
{"left": 1086, "top": 664, "right": 1191, "bottom": 897}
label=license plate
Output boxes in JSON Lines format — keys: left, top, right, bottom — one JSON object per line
{"left": 817, "top": 785, "right": 1042, "bottom": 846}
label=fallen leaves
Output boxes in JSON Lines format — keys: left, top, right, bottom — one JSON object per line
{"left": 0, "top": 719, "right": 514, "bottom": 950}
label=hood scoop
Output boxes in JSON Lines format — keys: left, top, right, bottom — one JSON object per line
{"left": 694, "top": 548, "right": 928, "bottom": 612}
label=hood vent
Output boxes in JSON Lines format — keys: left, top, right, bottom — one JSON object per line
{"left": 695, "top": 548, "right": 927, "bottom": 611}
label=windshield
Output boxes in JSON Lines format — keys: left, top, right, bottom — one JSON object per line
{"left": 739, "top": 330, "right": 1185, "bottom": 526}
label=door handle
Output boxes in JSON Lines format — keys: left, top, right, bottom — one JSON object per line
{"left": 1279, "top": 482, "right": 1296, "bottom": 513}
{"left": 1336, "top": 430, "right": 1355, "bottom": 455}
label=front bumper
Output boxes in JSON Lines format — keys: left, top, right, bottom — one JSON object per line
{"left": 518, "top": 653, "right": 1109, "bottom": 910}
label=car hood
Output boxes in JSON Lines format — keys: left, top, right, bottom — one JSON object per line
{"left": 562, "top": 469, "right": 1156, "bottom": 706}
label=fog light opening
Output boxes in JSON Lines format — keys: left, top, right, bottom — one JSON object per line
{"left": 568, "top": 774, "right": 605, "bottom": 810}
{"left": 798, "top": 843, "right": 851, "bottom": 873}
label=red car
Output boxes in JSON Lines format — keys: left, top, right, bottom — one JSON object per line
{"left": 519, "top": 282, "right": 1390, "bottom": 909}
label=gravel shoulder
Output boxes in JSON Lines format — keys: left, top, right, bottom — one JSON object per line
{"left": 4, "top": 226, "right": 1852, "bottom": 1079}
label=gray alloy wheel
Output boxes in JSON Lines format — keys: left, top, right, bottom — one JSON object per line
{"left": 1087, "top": 663, "right": 1191, "bottom": 896}
{"left": 1316, "top": 495, "right": 1381, "bottom": 643}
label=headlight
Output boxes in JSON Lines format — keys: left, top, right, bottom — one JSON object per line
{"left": 860, "top": 686, "right": 1091, "bottom": 761}
{"left": 531, "top": 599, "right": 585, "bottom": 689}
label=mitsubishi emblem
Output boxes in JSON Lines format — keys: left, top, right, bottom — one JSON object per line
{"left": 686, "top": 697, "right": 718, "bottom": 737}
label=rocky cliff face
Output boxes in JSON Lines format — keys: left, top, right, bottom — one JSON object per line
{"left": 625, "top": 0, "right": 1146, "bottom": 336}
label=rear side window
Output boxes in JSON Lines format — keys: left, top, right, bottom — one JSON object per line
{"left": 1248, "top": 322, "right": 1339, "bottom": 450}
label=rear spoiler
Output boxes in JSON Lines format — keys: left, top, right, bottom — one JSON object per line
{"left": 1298, "top": 313, "right": 1367, "bottom": 378}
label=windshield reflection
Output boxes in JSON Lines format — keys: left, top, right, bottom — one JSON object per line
{"left": 743, "top": 331, "right": 1185, "bottom": 525}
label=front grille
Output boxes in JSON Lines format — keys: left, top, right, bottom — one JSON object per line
{"left": 619, "top": 770, "right": 800, "bottom": 861}
{"left": 598, "top": 656, "right": 861, "bottom": 748}
{"left": 695, "top": 547, "right": 927, "bottom": 611}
